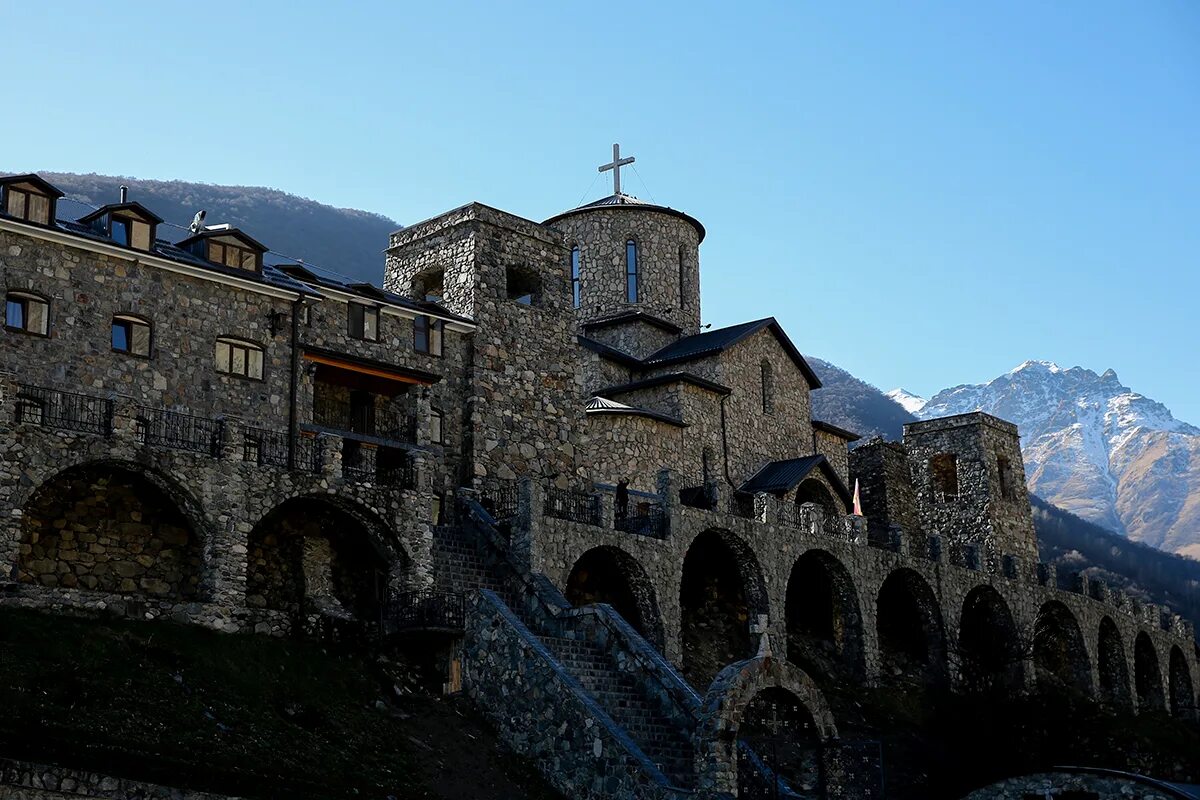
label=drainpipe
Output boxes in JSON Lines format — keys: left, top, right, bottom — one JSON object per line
{"left": 719, "top": 393, "right": 734, "bottom": 487}
{"left": 287, "top": 298, "right": 304, "bottom": 470}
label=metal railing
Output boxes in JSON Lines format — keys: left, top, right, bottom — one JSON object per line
{"left": 242, "top": 427, "right": 323, "bottom": 474}
{"left": 133, "top": 406, "right": 224, "bottom": 457}
{"left": 312, "top": 394, "right": 416, "bottom": 442}
{"left": 14, "top": 384, "right": 113, "bottom": 435}
{"left": 679, "top": 482, "right": 718, "bottom": 510}
{"left": 544, "top": 487, "right": 601, "bottom": 526}
{"left": 384, "top": 589, "right": 465, "bottom": 631}
{"left": 342, "top": 444, "right": 415, "bottom": 488}
{"left": 615, "top": 502, "right": 667, "bottom": 539}
{"left": 479, "top": 479, "right": 520, "bottom": 524}
{"left": 728, "top": 491, "right": 757, "bottom": 520}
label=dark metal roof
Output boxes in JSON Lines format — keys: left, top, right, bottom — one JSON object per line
{"left": 0, "top": 173, "right": 65, "bottom": 197}
{"left": 577, "top": 336, "right": 643, "bottom": 368}
{"left": 582, "top": 310, "right": 682, "bottom": 335}
{"left": 597, "top": 372, "right": 732, "bottom": 398}
{"left": 643, "top": 318, "right": 822, "bottom": 389}
{"left": 813, "top": 420, "right": 862, "bottom": 442}
{"left": 175, "top": 226, "right": 268, "bottom": 254}
{"left": 78, "top": 201, "right": 164, "bottom": 225}
{"left": 271, "top": 261, "right": 475, "bottom": 324}
{"left": 543, "top": 192, "right": 706, "bottom": 243}
{"left": 739, "top": 454, "right": 851, "bottom": 509}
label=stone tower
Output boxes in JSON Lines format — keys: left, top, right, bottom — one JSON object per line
{"left": 902, "top": 412, "right": 1038, "bottom": 560}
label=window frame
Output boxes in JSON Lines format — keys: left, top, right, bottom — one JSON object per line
{"left": 413, "top": 315, "right": 444, "bottom": 357}
{"left": 214, "top": 336, "right": 266, "bottom": 381}
{"left": 348, "top": 303, "right": 380, "bottom": 342}
{"left": 111, "top": 314, "right": 153, "bottom": 358}
{"left": 3, "top": 186, "right": 53, "bottom": 226}
{"left": 570, "top": 245, "right": 581, "bottom": 309}
{"left": 4, "top": 291, "right": 50, "bottom": 337}
{"left": 625, "top": 238, "right": 639, "bottom": 303}
{"left": 429, "top": 407, "right": 445, "bottom": 445}
{"left": 206, "top": 239, "right": 260, "bottom": 272}
{"left": 760, "top": 360, "right": 774, "bottom": 415}
{"left": 930, "top": 453, "right": 959, "bottom": 501}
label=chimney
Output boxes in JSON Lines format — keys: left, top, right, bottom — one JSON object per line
{"left": 119, "top": 185, "right": 128, "bottom": 203}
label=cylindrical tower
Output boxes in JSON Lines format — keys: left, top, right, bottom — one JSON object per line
{"left": 544, "top": 194, "right": 705, "bottom": 335}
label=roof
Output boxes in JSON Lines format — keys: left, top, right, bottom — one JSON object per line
{"left": 596, "top": 372, "right": 732, "bottom": 398}
{"left": 582, "top": 310, "right": 682, "bottom": 335}
{"left": 78, "top": 201, "right": 164, "bottom": 225}
{"left": 812, "top": 420, "right": 862, "bottom": 442}
{"left": 543, "top": 192, "right": 706, "bottom": 243}
{"left": 584, "top": 396, "right": 686, "bottom": 427}
{"left": 272, "top": 261, "right": 474, "bottom": 324}
{"left": 175, "top": 226, "right": 268, "bottom": 253}
{"left": 0, "top": 174, "right": 65, "bottom": 197}
{"left": 738, "top": 454, "right": 852, "bottom": 509}
{"left": 643, "top": 318, "right": 822, "bottom": 389}
{"left": 577, "top": 336, "right": 644, "bottom": 368}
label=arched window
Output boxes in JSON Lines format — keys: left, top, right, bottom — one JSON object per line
{"left": 570, "top": 246, "right": 581, "bottom": 308}
{"left": 678, "top": 245, "right": 686, "bottom": 308}
{"left": 214, "top": 337, "right": 264, "bottom": 380}
{"left": 625, "top": 239, "right": 639, "bottom": 303}
{"left": 112, "top": 314, "right": 152, "bottom": 357}
{"left": 761, "top": 360, "right": 774, "bottom": 415}
{"left": 5, "top": 291, "right": 49, "bottom": 336}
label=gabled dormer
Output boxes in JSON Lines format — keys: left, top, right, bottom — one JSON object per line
{"left": 175, "top": 225, "right": 267, "bottom": 274}
{"left": 78, "top": 200, "right": 162, "bottom": 252}
{"left": 0, "top": 174, "right": 64, "bottom": 226}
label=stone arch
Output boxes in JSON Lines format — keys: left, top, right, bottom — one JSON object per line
{"left": 876, "top": 568, "right": 948, "bottom": 685}
{"left": 565, "top": 545, "right": 665, "bottom": 648}
{"left": 1168, "top": 645, "right": 1195, "bottom": 720}
{"left": 247, "top": 494, "right": 407, "bottom": 622}
{"left": 695, "top": 656, "right": 836, "bottom": 797}
{"left": 785, "top": 549, "right": 865, "bottom": 680}
{"left": 680, "top": 528, "right": 770, "bottom": 686}
{"left": 1096, "top": 616, "right": 1132, "bottom": 710}
{"left": 18, "top": 459, "right": 209, "bottom": 600}
{"left": 957, "top": 585, "right": 1023, "bottom": 693}
{"left": 1134, "top": 631, "right": 1166, "bottom": 712}
{"left": 795, "top": 479, "right": 836, "bottom": 515}
{"left": 1032, "top": 600, "right": 1093, "bottom": 696}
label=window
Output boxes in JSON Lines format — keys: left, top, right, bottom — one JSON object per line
{"left": 997, "top": 455, "right": 1016, "bottom": 500}
{"left": 207, "top": 240, "right": 258, "bottom": 271}
{"left": 625, "top": 239, "right": 639, "bottom": 303}
{"left": 5, "top": 292, "right": 49, "bottom": 335}
{"left": 930, "top": 453, "right": 958, "bottom": 501}
{"left": 112, "top": 315, "right": 151, "bottom": 356}
{"left": 214, "top": 337, "right": 264, "bottom": 379}
{"left": 414, "top": 315, "right": 443, "bottom": 356}
{"left": 414, "top": 269, "right": 444, "bottom": 303}
{"left": 429, "top": 408, "right": 444, "bottom": 444}
{"left": 505, "top": 265, "right": 541, "bottom": 306}
{"left": 760, "top": 360, "right": 774, "bottom": 415}
{"left": 4, "top": 187, "right": 51, "bottom": 225}
{"left": 348, "top": 304, "right": 380, "bottom": 341}
{"left": 678, "top": 245, "right": 686, "bottom": 308}
{"left": 109, "top": 217, "right": 151, "bottom": 250}
{"left": 570, "top": 246, "right": 581, "bottom": 308}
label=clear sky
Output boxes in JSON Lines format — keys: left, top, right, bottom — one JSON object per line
{"left": 4, "top": 2, "right": 1199, "bottom": 422}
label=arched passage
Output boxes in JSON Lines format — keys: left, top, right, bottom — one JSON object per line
{"left": 876, "top": 568, "right": 948, "bottom": 685}
{"left": 785, "top": 549, "right": 865, "bottom": 680}
{"left": 680, "top": 529, "right": 768, "bottom": 687}
{"left": 19, "top": 461, "right": 205, "bottom": 600}
{"left": 247, "top": 496, "right": 403, "bottom": 622}
{"left": 738, "top": 687, "right": 822, "bottom": 794}
{"left": 565, "top": 546, "right": 664, "bottom": 648}
{"left": 795, "top": 479, "right": 837, "bottom": 515}
{"left": 1096, "top": 617, "right": 1132, "bottom": 710}
{"left": 957, "top": 585, "right": 1023, "bottom": 693}
{"left": 1169, "top": 646, "right": 1195, "bottom": 720}
{"left": 1032, "top": 601, "right": 1093, "bottom": 696}
{"left": 1134, "top": 632, "right": 1166, "bottom": 712}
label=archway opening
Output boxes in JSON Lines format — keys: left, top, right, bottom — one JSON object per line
{"left": 785, "top": 550, "right": 864, "bottom": 681}
{"left": 957, "top": 586, "right": 1023, "bottom": 693}
{"left": 1097, "top": 617, "right": 1132, "bottom": 710}
{"left": 247, "top": 497, "right": 397, "bottom": 621}
{"left": 1169, "top": 646, "right": 1195, "bottom": 720}
{"left": 20, "top": 463, "right": 203, "bottom": 600}
{"left": 737, "top": 687, "right": 822, "bottom": 796}
{"left": 1134, "top": 632, "right": 1166, "bottom": 712}
{"left": 876, "top": 569, "right": 947, "bottom": 686}
{"left": 680, "top": 530, "right": 765, "bottom": 687}
{"left": 795, "top": 479, "right": 837, "bottom": 515}
{"left": 565, "top": 546, "right": 663, "bottom": 647}
{"left": 1032, "top": 601, "right": 1092, "bottom": 696}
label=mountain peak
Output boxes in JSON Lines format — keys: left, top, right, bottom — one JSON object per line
{"left": 885, "top": 388, "right": 928, "bottom": 415}
{"left": 1010, "top": 359, "right": 1064, "bottom": 375}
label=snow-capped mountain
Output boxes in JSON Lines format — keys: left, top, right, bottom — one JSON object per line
{"left": 914, "top": 361, "right": 1200, "bottom": 557}
{"left": 885, "top": 388, "right": 928, "bottom": 416}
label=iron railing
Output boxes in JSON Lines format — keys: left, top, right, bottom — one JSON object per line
{"left": 479, "top": 479, "right": 520, "bottom": 524}
{"left": 615, "top": 503, "right": 668, "bottom": 539}
{"left": 243, "top": 427, "right": 323, "bottom": 474}
{"left": 728, "top": 491, "right": 757, "bottom": 520}
{"left": 342, "top": 444, "right": 415, "bottom": 488}
{"left": 312, "top": 394, "right": 416, "bottom": 442}
{"left": 133, "top": 406, "right": 224, "bottom": 457}
{"left": 544, "top": 487, "right": 601, "bottom": 526}
{"left": 679, "top": 482, "right": 718, "bottom": 510}
{"left": 14, "top": 384, "right": 113, "bottom": 435}
{"left": 384, "top": 589, "right": 465, "bottom": 631}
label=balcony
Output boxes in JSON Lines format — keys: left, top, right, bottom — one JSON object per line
{"left": 310, "top": 394, "right": 416, "bottom": 445}
{"left": 342, "top": 441, "right": 415, "bottom": 488}
{"left": 14, "top": 384, "right": 114, "bottom": 436}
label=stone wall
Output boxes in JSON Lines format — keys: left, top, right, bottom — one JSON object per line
{"left": 813, "top": 428, "right": 850, "bottom": 488}
{"left": 850, "top": 438, "right": 921, "bottom": 546}
{"left": 0, "top": 759, "right": 236, "bottom": 800}
{"left": 962, "top": 769, "right": 1191, "bottom": 799}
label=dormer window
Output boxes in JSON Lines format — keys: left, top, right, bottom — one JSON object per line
{"left": 0, "top": 175, "right": 62, "bottom": 226}
{"left": 208, "top": 239, "right": 259, "bottom": 271}
{"left": 78, "top": 201, "right": 161, "bottom": 253}
{"left": 110, "top": 216, "right": 152, "bottom": 250}
{"left": 176, "top": 227, "right": 267, "bottom": 274}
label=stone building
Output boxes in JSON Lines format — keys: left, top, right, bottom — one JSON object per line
{"left": 1, "top": 155, "right": 1197, "bottom": 799}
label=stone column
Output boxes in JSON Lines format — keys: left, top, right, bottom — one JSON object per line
{"left": 656, "top": 468, "right": 678, "bottom": 539}
{"left": 319, "top": 433, "right": 341, "bottom": 481}
{"left": 509, "top": 477, "right": 539, "bottom": 572}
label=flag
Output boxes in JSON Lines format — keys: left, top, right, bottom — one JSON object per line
{"left": 852, "top": 479, "right": 862, "bottom": 516}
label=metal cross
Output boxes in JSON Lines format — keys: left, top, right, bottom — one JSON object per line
{"left": 598, "top": 143, "right": 635, "bottom": 195}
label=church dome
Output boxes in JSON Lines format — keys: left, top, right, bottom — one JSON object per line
{"left": 543, "top": 192, "right": 706, "bottom": 243}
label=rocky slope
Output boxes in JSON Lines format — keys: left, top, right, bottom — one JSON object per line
{"left": 901, "top": 361, "right": 1200, "bottom": 557}
{"left": 809, "top": 357, "right": 918, "bottom": 440}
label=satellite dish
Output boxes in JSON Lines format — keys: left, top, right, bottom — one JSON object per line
{"left": 189, "top": 210, "right": 207, "bottom": 235}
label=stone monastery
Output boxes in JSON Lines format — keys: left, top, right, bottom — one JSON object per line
{"left": 0, "top": 150, "right": 1196, "bottom": 799}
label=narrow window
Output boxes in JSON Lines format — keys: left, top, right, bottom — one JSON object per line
{"left": 625, "top": 239, "right": 638, "bottom": 303}
{"left": 414, "top": 315, "right": 429, "bottom": 353}
{"left": 997, "top": 454, "right": 1015, "bottom": 500}
{"left": 5, "top": 292, "right": 49, "bottom": 335}
{"left": 348, "top": 304, "right": 379, "bottom": 341}
{"left": 570, "top": 246, "right": 581, "bottom": 308}
{"left": 429, "top": 408, "right": 444, "bottom": 444}
{"left": 110, "top": 218, "right": 130, "bottom": 246}
{"left": 930, "top": 453, "right": 959, "bottom": 501}
{"left": 214, "top": 337, "right": 264, "bottom": 380}
{"left": 760, "top": 360, "right": 774, "bottom": 415}
{"left": 429, "top": 318, "right": 443, "bottom": 356}
{"left": 130, "top": 220, "right": 151, "bottom": 251}
{"left": 678, "top": 245, "right": 686, "bottom": 308}
{"left": 112, "top": 315, "right": 151, "bottom": 356}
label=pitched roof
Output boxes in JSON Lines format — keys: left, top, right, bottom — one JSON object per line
{"left": 582, "top": 310, "right": 682, "bottom": 335}
{"left": 812, "top": 420, "right": 862, "bottom": 442}
{"left": 596, "top": 372, "right": 732, "bottom": 398}
{"left": 738, "top": 454, "right": 851, "bottom": 509}
{"left": 78, "top": 201, "right": 164, "bottom": 225}
{"left": 0, "top": 174, "right": 65, "bottom": 198}
{"left": 175, "top": 226, "right": 268, "bottom": 253}
{"left": 643, "top": 318, "right": 822, "bottom": 389}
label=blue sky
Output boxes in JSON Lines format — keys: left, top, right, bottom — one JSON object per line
{"left": 4, "top": 2, "right": 1199, "bottom": 421}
